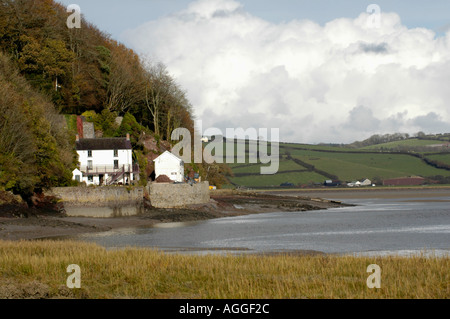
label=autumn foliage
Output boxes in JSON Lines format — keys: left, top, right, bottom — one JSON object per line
{"left": 0, "top": 0, "right": 233, "bottom": 197}
{"left": 0, "top": 50, "right": 77, "bottom": 200}
{"left": 0, "top": 0, "right": 195, "bottom": 134}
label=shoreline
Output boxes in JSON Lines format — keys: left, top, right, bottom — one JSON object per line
{"left": 0, "top": 191, "right": 348, "bottom": 241}
{"left": 1, "top": 187, "right": 449, "bottom": 242}
{"left": 262, "top": 186, "right": 450, "bottom": 199}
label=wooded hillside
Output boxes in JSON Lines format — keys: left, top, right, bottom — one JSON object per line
{"left": 0, "top": 50, "right": 76, "bottom": 200}
{"left": 0, "top": 0, "right": 195, "bottom": 139}
{"left": 0, "top": 0, "right": 227, "bottom": 199}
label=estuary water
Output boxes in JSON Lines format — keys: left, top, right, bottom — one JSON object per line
{"left": 72, "top": 191, "right": 450, "bottom": 257}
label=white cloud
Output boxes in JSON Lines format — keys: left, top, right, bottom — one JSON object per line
{"left": 122, "top": 0, "right": 450, "bottom": 143}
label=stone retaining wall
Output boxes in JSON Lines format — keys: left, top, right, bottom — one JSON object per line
{"left": 48, "top": 182, "right": 210, "bottom": 216}
{"left": 146, "top": 182, "right": 210, "bottom": 208}
{"left": 48, "top": 186, "right": 144, "bottom": 217}
{"left": 50, "top": 186, "right": 144, "bottom": 207}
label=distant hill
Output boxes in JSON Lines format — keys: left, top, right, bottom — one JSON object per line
{"left": 212, "top": 137, "right": 450, "bottom": 189}
{"left": 360, "top": 139, "right": 447, "bottom": 150}
{"left": 348, "top": 132, "right": 450, "bottom": 150}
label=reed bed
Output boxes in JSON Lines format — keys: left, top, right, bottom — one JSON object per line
{"left": 0, "top": 240, "right": 448, "bottom": 299}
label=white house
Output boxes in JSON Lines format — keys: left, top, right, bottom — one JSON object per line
{"left": 360, "top": 179, "right": 372, "bottom": 186}
{"left": 153, "top": 151, "right": 184, "bottom": 183}
{"left": 72, "top": 168, "right": 83, "bottom": 182}
{"left": 347, "top": 179, "right": 372, "bottom": 187}
{"left": 72, "top": 134, "right": 139, "bottom": 186}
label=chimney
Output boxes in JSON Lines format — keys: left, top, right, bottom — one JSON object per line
{"left": 76, "top": 116, "right": 84, "bottom": 138}
{"left": 126, "top": 133, "right": 130, "bottom": 141}
{"left": 75, "top": 134, "right": 79, "bottom": 142}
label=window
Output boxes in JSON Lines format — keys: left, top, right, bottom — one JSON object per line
{"left": 88, "top": 175, "right": 93, "bottom": 182}
{"left": 114, "top": 149, "right": 118, "bottom": 157}
{"left": 88, "top": 150, "right": 92, "bottom": 157}
{"left": 87, "top": 160, "right": 93, "bottom": 169}
{"left": 114, "top": 160, "right": 119, "bottom": 169}
{"left": 75, "top": 175, "right": 81, "bottom": 182}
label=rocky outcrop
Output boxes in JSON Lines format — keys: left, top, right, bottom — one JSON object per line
{"left": 0, "top": 191, "right": 28, "bottom": 217}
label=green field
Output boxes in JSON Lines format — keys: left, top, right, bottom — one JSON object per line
{"left": 427, "top": 153, "right": 450, "bottom": 166}
{"left": 361, "top": 139, "right": 445, "bottom": 150}
{"left": 228, "top": 157, "right": 328, "bottom": 187}
{"left": 280, "top": 142, "right": 357, "bottom": 152}
{"left": 219, "top": 140, "right": 450, "bottom": 188}
{"left": 291, "top": 152, "right": 450, "bottom": 181}
{"left": 229, "top": 158, "right": 307, "bottom": 174}
{"left": 229, "top": 171, "right": 327, "bottom": 187}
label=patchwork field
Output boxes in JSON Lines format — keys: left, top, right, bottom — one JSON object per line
{"left": 219, "top": 140, "right": 450, "bottom": 188}
{"left": 427, "top": 153, "right": 450, "bottom": 166}
{"left": 229, "top": 171, "right": 328, "bottom": 187}
{"left": 290, "top": 152, "right": 450, "bottom": 181}
{"left": 360, "top": 139, "right": 447, "bottom": 150}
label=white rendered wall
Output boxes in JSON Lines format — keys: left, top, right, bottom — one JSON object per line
{"left": 154, "top": 152, "right": 184, "bottom": 183}
{"left": 78, "top": 149, "right": 132, "bottom": 170}
{"left": 76, "top": 149, "right": 134, "bottom": 185}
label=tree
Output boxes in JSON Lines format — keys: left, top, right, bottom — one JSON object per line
{"left": 105, "top": 43, "right": 144, "bottom": 114}
{"left": 0, "top": 51, "right": 76, "bottom": 199}
{"left": 198, "top": 162, "right": 234, "bottom": 189}
{"left": 416, "top": 131, "right": 426, "bottom": 139}
{"left": 142, "top": 61, "right": 195, "bottom": 141}
{"left": 143, "top": 61, "right": 171, "bottom": 137}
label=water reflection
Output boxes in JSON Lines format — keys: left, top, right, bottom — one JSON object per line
{"left": 67, "top": 195, "right": 450, "bottom": 257}
{"left": 152, "top": 221, "right": 202, "bottom": 228}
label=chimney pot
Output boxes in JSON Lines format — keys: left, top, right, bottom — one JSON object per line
{"left": 126, "top": 133, "right": 130, "bottom": 141}
{"left": 75, "top": 134, "right": 79, "bottom": 142}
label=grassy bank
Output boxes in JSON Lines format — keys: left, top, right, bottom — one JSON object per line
{"left": 0, "top": 240, "right": 448, "bottom": 299}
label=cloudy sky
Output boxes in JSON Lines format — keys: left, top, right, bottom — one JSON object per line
{"left": 58, "top": 0, "right": 450, "bottom": 143}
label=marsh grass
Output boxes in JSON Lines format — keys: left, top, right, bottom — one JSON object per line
{"left": 0, "top": 240, "right": 448, "bottom": 299}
